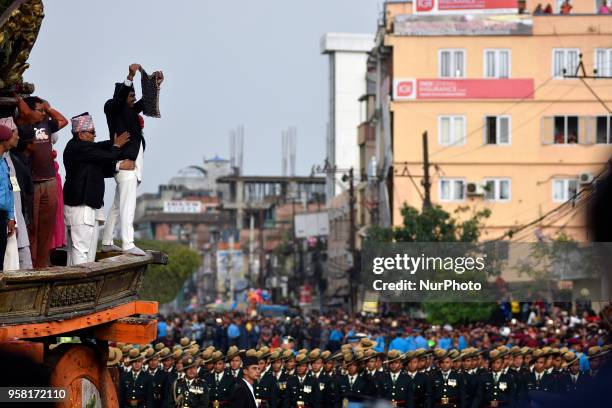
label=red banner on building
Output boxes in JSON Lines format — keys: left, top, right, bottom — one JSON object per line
{"left": 415, "top": 0, "right": 517, "bottom": 13}
{"left": 393, "top": 78, "right": 535, "bottom": 100}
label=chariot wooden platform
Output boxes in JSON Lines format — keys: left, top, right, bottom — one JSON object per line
{"left": 0, "top": 251, "right": 167, "bottom": 407}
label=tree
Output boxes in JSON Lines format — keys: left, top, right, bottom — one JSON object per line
{"left": 136, "top": 239, "right": 201, "bottom": 304}
{"left": 366, "top": 204, "right": 496, "bottom": 325}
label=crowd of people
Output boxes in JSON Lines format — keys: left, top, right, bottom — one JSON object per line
{"left": 106, "top": 303, "right": 610, "bottom": 407}
{"left": 0, "top": 63, "right": 163, "bottom": 270}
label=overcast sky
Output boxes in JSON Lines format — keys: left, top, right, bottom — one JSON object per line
{"left": 24, "top": 0, "right": 380, "bottom": 199}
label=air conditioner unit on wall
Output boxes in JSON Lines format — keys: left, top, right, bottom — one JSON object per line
{"left": 466, "top": 182, "right": 485, "bottom": 196}
{"left": 579, "top": 172, "right": 594, "bottom": 185}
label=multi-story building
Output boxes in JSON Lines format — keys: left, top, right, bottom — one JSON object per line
{"left": 321, "top": 33, "right": 375, "bottom": 200}
{"left": 367, "top": 0, "right": 612, "bottom": 242}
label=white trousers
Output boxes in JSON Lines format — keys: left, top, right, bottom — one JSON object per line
{"left": 65, "top": 205, "right": 97, "bottom": 266}
{"left": 102, "top": 170, "right": 138, "bottom": 250}
{"left": 67, "top": 224, "right": 96, "bottom": 265}
{"left": 3, "top": 234, "right": 19, "bottom": 271}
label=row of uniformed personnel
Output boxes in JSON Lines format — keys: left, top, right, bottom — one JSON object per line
{"left": 109, "top": 337, "right": 610, "bottom": 408}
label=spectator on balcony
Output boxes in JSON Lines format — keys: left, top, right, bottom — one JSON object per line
{"left": 63, "top": 113, "right": 130, "bottom": 265}
{"left": 0, "top": 125, "right": 17, "bottom": 269}
{"left": 534, "top": 3, "right": 544, "bottom": 14}
{"left": 544, "top": 3, "right": 553, "bottom": 13}
{"left": 560, "top": 0, "right": 572, "bottom": 14}
{"left": 0, "top": 117, "right": 32, "bottom": 270}
{"left": 599, "top": 1, "right": 611, "bottom": 14}
{"left": 16, "top": 96, "right": 68, "bottom": 268}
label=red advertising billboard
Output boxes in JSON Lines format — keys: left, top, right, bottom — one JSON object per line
{"left": 393, "top": 78, "right": 535, "bottom": 100}
{"left": 415, "top": 0, "right": 518, "bottom": 13}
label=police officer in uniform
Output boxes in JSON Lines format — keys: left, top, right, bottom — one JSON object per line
{"left": 227, "top": 346, "right": 244, "bottom": 380}
{"left": 473, "top": 349, "right": 515, "bottom": 408}
{"left": 337, "top": 350, "right": 376, "bottom": 404}
{"left": 119, "top": 348, "right": 154, "bottom": 408}
{"left": 173, "top": 357, "right": 209, "bottom": 408}
{"left": 311, "top": 350, "right": 339, "bottom": 408}
{"left": 522, "top": 348, "right": 555, "bottom": 406}
{"left": 404, "top": 350, "right": 430, "bottom": 408}
{"left": 430, "top": 349, "right": 465, "bottom": 408}
{"left": 207, "top": 351, "right": 235, "bottom": 408}
{"left": 256, "top": 348, "right": 279, "bottom": 408}
{"left": 378, "top": 350, "right": 414, "bottom": 408}
{"left": 560, "top": 352, "right": 589, "bottom": 393}
{"left": 284, "top": 353, "right": 321, "bottom": 408}
{"left": 144, "top": 347, "right": 171, "bottom": 408}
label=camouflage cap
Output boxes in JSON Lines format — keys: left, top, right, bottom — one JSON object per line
{"left": 182, "top": 357, "right": 197, "bottom": 370}
{"left": 107, "top": 347, "right": 123, "bottom": 367}
{"left": 201, "top": 349, "right": 214, "bottom": 363}
{"left": 154, "top": 342, "right": 166, "bottom": 352}
{"left": 295, "top": 353, "right": 310, "bottom": 365}
{"left": 449, "top": 350, "right": 461, "bottom": 362}
{"left": 142, "top": 348, "right": 156, "bottom": 362}
{"left": 489, "top": 350, "right": 504, "bottom": 361}
{"left": 521, "top": 347, "right": 532, "bottom": 356}
{"left": 158, "top": 348, "right": 173, "bottom": 361}
{"left": 125, "top": 348, "right": 145, "bottom": 363}
{"left": 433, "top": 348, "right": 451, "bottom": 361}
{"left": 359, "top": 338, "right": 377, "bottom": 349}
{"left": 587, "top": 346, "right": 607, "bottom": 359}
{"left": 563, "top": 351, "right": 579, "bottom": 366}
{"left": 226, "top": 346, "right": 242, "bottom": 360}
{"left": 179, "top": 337, "right": 196, "bottom": 349}
{"left": 283, "top": 350, "right": 296, "bottom": 361}
{"left": 363, "top": 348, "right": 377, "bottom": 361}
{"left": 509, "top": 346, "right": 522, "bottom": 356}
{"left": 121, "top": 344, "right": 133, "bottom": 357}
{"left": 245, "top": 349, "right": 258, "bottom": 358}
{"left": 404, "top": 351, "right": 417, "bottom": 361}
{"left": 298, "top": 348, "right": 309, "bottom": 355}
{"left": 340, "top": 344, "right": 353, "bottom": 353}
{"left": 172, "top": 349, "right": 184, "bottom": 360}
{"left": 258, "top": 346, "right": 271, "bottom": 359}
{"left": 321, "top": 351, "right": 332, "bottom": 362}
{"left": 268, "top": 350, "right": 283, "bottom": 362}
{"left": 414, "top": 348, "right": 428, "bottom": 359}
{"left": 385, "top": 349, "right": 403, "bottom": 363}
{"left": 210, "top": 351, "right": 224, "bottom": 363}
{"left": 308, "top": 348, "right": 322, "bottom": 361}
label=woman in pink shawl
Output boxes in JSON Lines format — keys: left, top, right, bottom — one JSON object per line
{"left": 49, "top": 149, "right": 66, "bottom": 249}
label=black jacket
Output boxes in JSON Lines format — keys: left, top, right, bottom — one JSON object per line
{"left": 377, "top": 371, "right": 415, "bottom": 408}
{"left": 63, "top": 138, "right": 120, "bottom": 209}
{"left": 104, "top": 81, "right": 145, "bottom": 161}
{"left": 284, "top": 373, "right": 321, "bottom": 408}
{"left": 230, "top": 379, "right": 258, "bottom": 408}
{"left": 173, "top": 377, "right": 209, "bottom": 408}
{"left": 119, "top": 370, "right": 154, "bottom": 408}
{"left": 430, "top": 370, "right": 465, "bottom": 408}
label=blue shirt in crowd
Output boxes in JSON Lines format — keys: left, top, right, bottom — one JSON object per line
{"left": 0, "top": 158, "right": 14, "bottom": 220}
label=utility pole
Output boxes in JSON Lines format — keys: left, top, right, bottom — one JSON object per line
{"left": 422, "top": 131, "right": 432, "bottom": 210}
{"left": 347, "top": 167, "right": 356, "bottom": 313}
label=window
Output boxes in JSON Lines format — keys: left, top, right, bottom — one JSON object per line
{"left": 553, "top": 49, "right": 579, "bottom": 78}
{"left": 485, "top": 116, "right": 511, "bottom": 145}
{"left": 439, "top": 116, "right": 466, "bottom": 146}
{"left": 553, "top": 179, "right": 578, "bottom": 202}
{"left": 439, "top": 178, "right": 466, "bottom": 201}
{"left": 553, "top": 116, "right": 579, "bottom": 144}
{"left": 595, "top": 49, "right": 612, "bottom": 78}
{"left": 596, "top": 116, "right": 612, "bottom": 144}
{"left": 484, "top": 49, "right": 511, "bottom": 78}
{"left": 484, "top": 179, "right": 511, "bottom": 202}
{"left": 439, "top": 49, "right": 465, "bottom": 78}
